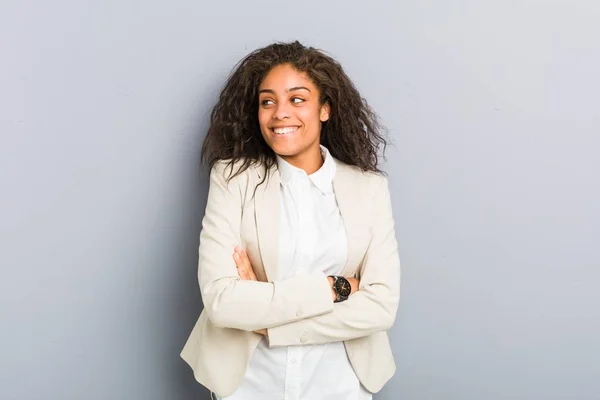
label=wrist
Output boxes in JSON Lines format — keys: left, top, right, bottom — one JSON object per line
{"left": 347, "top": 277, "right": 359, "bottom": 295}
{"left": 328, "top": 275, "right": 351, "bottom": 303}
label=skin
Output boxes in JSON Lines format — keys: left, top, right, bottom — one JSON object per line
{"left": 232, "top": 64, "right": 359, "bottom": 335}
{"left": 257, "top": 63, "right": 330, "bottom": 174}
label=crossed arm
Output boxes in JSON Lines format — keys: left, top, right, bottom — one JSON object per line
{"left": 199, "top": 163, "right": 400, "bottom": 346}
{"left": 232, "top": 246, "right": 359, "bottom": 335}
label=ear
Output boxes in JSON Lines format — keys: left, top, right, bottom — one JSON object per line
{"left": 319, "top": 102, "right": 331, "bottom": 122}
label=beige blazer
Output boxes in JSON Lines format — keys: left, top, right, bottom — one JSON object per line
{"left": 180, "top": 157, "right": 401, "bottom": 397}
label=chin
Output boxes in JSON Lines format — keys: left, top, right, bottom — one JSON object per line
{"left": 270, "top": 144, "right": 301, "bottom": 158}
{"left": 261, "top": 131, "right": 319, "bottom": 160}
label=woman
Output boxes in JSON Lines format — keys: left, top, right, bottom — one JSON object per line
{"left": 181, "top": 41, "right": 401, "bottom": 400}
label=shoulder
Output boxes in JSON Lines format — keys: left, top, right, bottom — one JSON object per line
{"left": 210, "top": 159, "right": 265, "bottom": 185}
{"left": 333, "top": 158, "right": 389, "bottom": 193}
{"left": 209, "top": 159, "right": 271, "bottom": 203}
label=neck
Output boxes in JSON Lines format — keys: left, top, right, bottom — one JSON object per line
{"left": 280, "top": 147, "right": 323, "bottom": 175}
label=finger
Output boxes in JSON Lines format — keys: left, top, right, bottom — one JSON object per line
{"left": 234, "top": 246, "right": 244, "bottom": 256}
{"left": 238, "top": 268, "right": 250, "bottom": 280}
{"left": 248, "top": 268, "right": 257, "bottom": 281}
{"left": 239, "top": 250, "right": 258, "bottom": 281}
{"left": 236, "top": 249, "right": 250, "bottom": 268}
{"left": 233, "top": 248, "right": 257, "bottom": 281}
{"left": 233, "top": 252, "right": 248, "bottom": 279}
{"left": 239, "top": 249, "right": 251, "bottom": 268}
{"left": 233, "top": 252, "right": 241, "bottom": 267}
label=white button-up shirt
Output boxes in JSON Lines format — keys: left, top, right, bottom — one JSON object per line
{"left": 219, "top": 146, "right": 371, "bottom": 400}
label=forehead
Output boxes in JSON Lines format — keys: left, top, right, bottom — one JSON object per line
{"left": 259, "top": 64, "right": 316, "bottom": 91}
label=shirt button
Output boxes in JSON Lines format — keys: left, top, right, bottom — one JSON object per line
{"left": 300, "top": 333, "right": 308, "bottom": 343}
{"left": 296, "top": 309, "right": 303, "bottom": 317}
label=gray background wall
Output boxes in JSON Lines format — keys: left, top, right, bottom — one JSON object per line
{"left": 1, "top": 1, "right": 598, "bottom": 399}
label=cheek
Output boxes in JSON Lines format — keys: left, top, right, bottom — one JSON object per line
{"left": 257, "top": 109, "right": 267, "bottom": 125}
{"left": 298, "top": 108, "right": 321, "bottom": 129}
{"left": 257, "top": 111, "right": 271, "bottom": 133}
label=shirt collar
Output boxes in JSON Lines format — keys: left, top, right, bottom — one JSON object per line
{"left": 276, "top": 145, "right": 336, "bottom": 194}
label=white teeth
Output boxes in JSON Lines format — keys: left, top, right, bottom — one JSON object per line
{"left": 273, "top": 127, "right": 298, "bottom": 135}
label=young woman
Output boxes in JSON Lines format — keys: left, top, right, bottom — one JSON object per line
{"left": 181, "top": 41, "right": 401, "bottom": 400}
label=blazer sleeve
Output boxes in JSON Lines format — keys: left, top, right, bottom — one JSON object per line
{"left": 267, "top": 175, "right": 401, "bottom": 346}
{"left": 198, "top": 162, "right": 334, "bottom": 332}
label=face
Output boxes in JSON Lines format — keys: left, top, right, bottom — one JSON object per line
{"left": 258, "top": 64, "right": 330, "bottom": 169}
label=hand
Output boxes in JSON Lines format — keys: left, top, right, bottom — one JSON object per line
{"left": 233, "top": 246, "right": 258, "bottom": 281}
{"left": 233, "top": 248, "right": 264, "bottom": 335}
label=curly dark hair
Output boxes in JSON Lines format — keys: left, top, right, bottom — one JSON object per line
{"left": 201, "top": 40, "right": 387, "bottom": 180}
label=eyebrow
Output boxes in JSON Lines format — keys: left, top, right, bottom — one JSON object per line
{"left": 259, "top": 86, "right": 312, "bottom": 94}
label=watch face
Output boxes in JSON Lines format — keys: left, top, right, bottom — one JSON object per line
{"left": 335, "top": 277, "right": 352, "bottom": 297}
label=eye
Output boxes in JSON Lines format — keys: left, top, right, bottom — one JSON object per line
{"left": 291, "top": 97, "right": 305, "bottom": 104}
{"left": 261, "top": 99, "right": 275, "bottom": 106}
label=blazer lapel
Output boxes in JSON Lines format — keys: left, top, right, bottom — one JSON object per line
{"left": 254, "top": 166, "right": 280, "bottom": 282}
{"left": 333, "top": 160, "right": 371, "bottom": 278}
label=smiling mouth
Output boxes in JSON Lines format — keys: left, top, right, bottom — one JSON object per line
{"left": 271, "top": 126, "right": 299, "bottom": 135}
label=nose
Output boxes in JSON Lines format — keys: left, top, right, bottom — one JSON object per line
{"left": 272, "top": 102, "right": 290, "bottom": 120}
